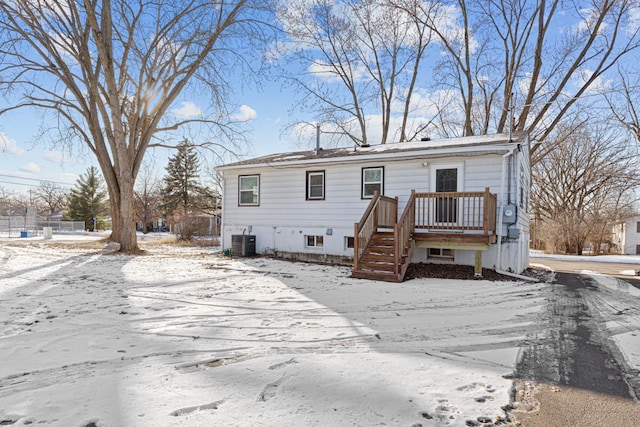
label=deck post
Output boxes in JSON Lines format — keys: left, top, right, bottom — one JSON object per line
{"left": 483, "top": 187, "right": 490, "bottom": 235}
{"left": 353, "top": 222, "right": 359, "bottom": 271}
{"left": 474, "top": 250, "right": 483, "bottom": 278}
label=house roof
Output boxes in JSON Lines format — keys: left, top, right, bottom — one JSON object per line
{"left": 218, "top": 132, "right": 528, "bottom": 170}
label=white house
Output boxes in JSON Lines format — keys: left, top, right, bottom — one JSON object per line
{"left": 217, "top": 132, "right": 531, "bottom": 281}
{"left": 612, "top": 216, "right": 640, "bottom": 255}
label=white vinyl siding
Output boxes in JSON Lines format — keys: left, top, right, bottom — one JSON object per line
{"left": 220, "top": 140, "right": 531, "bottom": 273}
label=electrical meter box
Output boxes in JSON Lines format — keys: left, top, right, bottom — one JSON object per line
{"left": 502, "top": 204, "right": 518, "bottom": 225}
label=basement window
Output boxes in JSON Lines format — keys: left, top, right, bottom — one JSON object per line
{"left": 305, "top": 235, "right": 324, "bottom": 248}
{"left": 428, "top": 248, "right": 454, "bottom": 259}
{"left": 345, "top": 236, "right": 354, "bottom": 249}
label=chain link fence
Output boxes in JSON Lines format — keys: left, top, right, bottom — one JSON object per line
{"left": 0, "top": 216, "right": 87, "bottom": 237}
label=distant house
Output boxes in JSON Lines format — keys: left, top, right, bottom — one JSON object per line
{"left": 217, "top": 132, "right": 531, "bottom": 281}
{"left": 612, "top": 216, "right": 640, "bottom": 255}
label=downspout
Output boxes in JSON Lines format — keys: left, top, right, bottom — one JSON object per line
{"left": 220, "top": 173, "right": 226, "bottom": 252}
{"left": 496, "top": 146, "right": 517, "bottom": 273}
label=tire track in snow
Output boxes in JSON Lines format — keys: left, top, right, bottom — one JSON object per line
{"left": 515, "top": 272, "right": 635, "bottom": 400}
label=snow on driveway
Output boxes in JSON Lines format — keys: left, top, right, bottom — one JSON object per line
{"left": 0, "top": 239, "right": 546, "bottom": 426}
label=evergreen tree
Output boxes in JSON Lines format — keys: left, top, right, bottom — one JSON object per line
{"left": 160, "top": 139, "right": 205, "bottom": 218}
{"left": 66, "top": 166, "right": 110, "bottom": 230}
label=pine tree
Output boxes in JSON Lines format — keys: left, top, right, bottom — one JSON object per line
{"left": 160, "top": 139, "right": 205, "bottom": 218}
{"left": 66, "top": 166, "right": 109, "bottom": 230}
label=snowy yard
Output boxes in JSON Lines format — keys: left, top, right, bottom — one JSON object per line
{"left": 3, "top": 234, "right": 635, "bottom": 426}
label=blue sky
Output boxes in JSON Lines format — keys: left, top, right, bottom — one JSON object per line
{"left": 0, "top": 75, "right": 301, "bottom": 195}
{"left": 1, "top": 1, "right": 637, "bottom": 198}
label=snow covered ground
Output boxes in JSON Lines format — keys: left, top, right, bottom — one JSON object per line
{"left": 531, "top": 250, "right": 640, "bottom": 266}
{"left": 0, "top": 235, "right": 636, "bottom": 426}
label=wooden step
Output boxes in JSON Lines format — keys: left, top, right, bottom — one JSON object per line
{"left": 352, "top": 229, "right": 412, "bottom": 283}
{"left": 351, "top": 269, "right": 402, "bottom": 282}
{"left": 360, "top": 253, "right": 395, "bottom": 263}
{"left": 365, "top": 246, "right": 395, "bottom": 256}
{"left": 358, "top": 262, "right": 395, "bottom": 273}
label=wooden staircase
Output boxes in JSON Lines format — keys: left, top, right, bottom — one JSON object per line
{"left": 351, "top": 189, "right": 497, "bottom": 282}
{"left": 351, "top": 230, "right": 412, "bottom": 282}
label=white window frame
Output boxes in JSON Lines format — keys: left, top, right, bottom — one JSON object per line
{"left": 345, "top": 236, "right": 354, "bottom": 249}
{"left": 306, "top": 171, "right": 325, "bottom": 200}
{"left": 238, "top": 175, "right": 260, "bottom": 206}
{"left": 428, "top": 248, "right": 454, "bottom": 259}
{"left": 305, "top": 235, "right": 324, "bottom": 248}
{"left": 362, "top": 166, "right": 384, "bottom": 199}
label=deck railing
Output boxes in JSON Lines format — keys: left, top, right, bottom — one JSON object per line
{"left": 413, "top": 188, "right": 497, "bottom": 234}
{"left": 354, "top": 192, "right": 397, "bottom": 271}
{"left": 354, "top": 189, "right": 497, "bottom": 277}
{"left": 393, "top": 191, "right": 416, "bottom": 274}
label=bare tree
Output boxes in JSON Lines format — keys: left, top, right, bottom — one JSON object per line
{"left": 532, "top": 120, "right": 640, "bottom": 254}
{"left": 396, "top": 0, "right": 640, "bottom": 163}
{"left": 603, "top": 66, "right": 640, "bottom": 143}
{"left": 134, "top": 162, "right": 162, "bottom": 234}
{"left": 34, "top": 181, "right": 67, "bottom": 219}
{"left": 277, "top": 0, "right": 433, "bottom": 146}
{"left": 0, "top": 0, "right": 270, "bottom": 251}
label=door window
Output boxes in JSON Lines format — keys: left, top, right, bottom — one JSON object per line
{"left": 435, "top": 168, "right": 457, "bottom": 223}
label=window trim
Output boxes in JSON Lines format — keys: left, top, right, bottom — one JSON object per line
{"left": 361, "top": 166, "right": 384, "bottom": 199}
{"left": 238, "top": 174, "right": 260, "bottom": 206}
{"left": 305, "top": 235, "right": 324, "bottom": 248}
{"left": 345, "top": 236, "right": 354, "bottom": 249}
{"left": 306, "top": 170, "right": 325, "bottom": 200}
{"left": 428, "top": 248, "right": 454, "bottom": 259}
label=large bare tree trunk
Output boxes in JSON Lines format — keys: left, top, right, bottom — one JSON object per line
{"left": 118, "top": 173, "right": 137, "bottom": 252}
{"left": 0, "top": 0, "right": 263, "bottom": 254}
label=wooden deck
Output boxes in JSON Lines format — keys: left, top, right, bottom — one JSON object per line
{"left": 352, "top": 189, "right": 497, "bottom": 282}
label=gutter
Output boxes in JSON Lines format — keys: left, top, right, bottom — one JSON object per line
{"left": 217, "top": 145, "right": 519, "bottom": 172}
{"left": 220, "top": 173, "right": 226, "bottom": 252}
{"left": 496, "top": 145, "right": 518, "bottom": 272}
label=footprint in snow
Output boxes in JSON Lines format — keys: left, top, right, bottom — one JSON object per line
{"left": 170, "top": 400, "right": 224, "bottom": 416}
{"left": 257, "top": 376, "right": 287, "bottom": 402}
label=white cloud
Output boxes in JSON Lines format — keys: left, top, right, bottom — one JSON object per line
{"left": 627, "top": 6, "right": 640, "bottom": 36}
{"left": 43, "top": 150, "right": 72, "bottom": 163}
{"left": 308, "top": 60, "right": 369, "bottom": 84}
{"left": 575, "top": 7, "right": 608, "bottom": 35}
{"left": 20, "top": 162, "right": 40, "bottom": 174}
{"left": 231, "top": 105, "right": 257, "bottom": 122}
{"left": 171, "top": 101, "right": 202, "bottom": 118}
{"left": 576, "top": 68, "right": 612, "bottom": 94}
{"left": 0, "top": 132, "right": 25, "bottom": 155}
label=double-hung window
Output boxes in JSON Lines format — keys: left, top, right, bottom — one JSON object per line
{"left": 362, "top": 167, "right": 383, "bottom": 198}
{"left": 306, "top": 171, "right": 325, "bottom": 200}
{"left": 238, "top": 175, "right": 259, "bottom": 206}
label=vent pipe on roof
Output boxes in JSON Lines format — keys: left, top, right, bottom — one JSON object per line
{"left": 315, "top": 124, "right": 320, "bottom": 155}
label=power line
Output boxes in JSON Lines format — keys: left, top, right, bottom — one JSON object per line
{"left": 0, "top": 173, "right": 74, "bottom": 187}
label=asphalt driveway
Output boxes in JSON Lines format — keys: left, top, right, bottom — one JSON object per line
{"left": 530, "top": 256, "right": 640, "bottom": 288}
{"left": 510, "top": 256, "right": 640, "bottom": 426}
